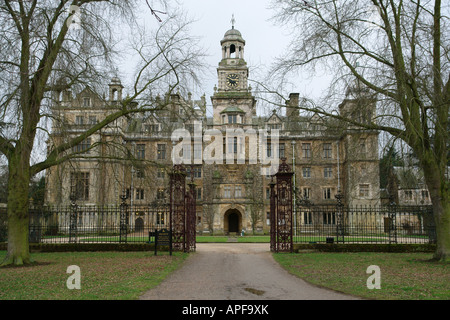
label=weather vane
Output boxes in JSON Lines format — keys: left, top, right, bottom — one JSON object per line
{"left": 231, "top": 14, "right": 236, "bottom": 29}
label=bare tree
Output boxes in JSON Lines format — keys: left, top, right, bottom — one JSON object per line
{"left": 0, "top": 0, "right": 205, "bottom": 266}
{"left": 269, "top": 0, "right": 449, "bottom": 261}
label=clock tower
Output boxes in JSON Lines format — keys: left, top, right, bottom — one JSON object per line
{"left": 211, "top": 21, "right": 256, "bottom": 127}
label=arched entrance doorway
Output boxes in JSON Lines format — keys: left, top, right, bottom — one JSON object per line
{"left": 224, "top": 209, "right": 242, "bottom": 234}
{"left": 135, "top": 217, "right": 144, "bottom": 232}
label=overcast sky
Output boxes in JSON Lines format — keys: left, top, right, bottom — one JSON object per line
{"left": 127, "top": 0, "right": 331, "bottom": 116}
{"left": 179, "top": 0, "right": 292, "bottom": 97}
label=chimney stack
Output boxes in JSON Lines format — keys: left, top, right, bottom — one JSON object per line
{"left": 286, "top": 93, "right": 299, "bottom": 118}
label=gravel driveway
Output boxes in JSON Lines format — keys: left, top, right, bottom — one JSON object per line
{"left": 140, "top": 243, "right": 359, "bottom": 300}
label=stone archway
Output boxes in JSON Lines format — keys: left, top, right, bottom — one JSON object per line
{"left": 224, "top": 209, "right": 242, "bottom": 234}
{"left": 135, "top": 217, "right": 144, "bottom": 232}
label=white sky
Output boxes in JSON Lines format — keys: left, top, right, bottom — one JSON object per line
{"left": 124, "top": 0, "right": 332, "bottom": 116}
{"left": 178, "top": 0, "right": 292, "bottom": 97}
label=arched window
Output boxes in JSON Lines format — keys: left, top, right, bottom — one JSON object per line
{"left": 230, "top": 44, "right": 236, "bottom": 58}
{"left": 112, "top": 88, "right": 118, "bottom": 101}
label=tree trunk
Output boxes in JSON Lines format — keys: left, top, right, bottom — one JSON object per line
{"left": 433, "top": 197, "right": 450, "bottom": 262}
{"left": 421, "top": 158, "right": 450, "bottom": 262}
{"left": 1, "top": 154, "right": 33, "bottom": 266}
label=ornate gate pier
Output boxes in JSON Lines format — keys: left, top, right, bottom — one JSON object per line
{"left": 270, "top": 158, "right": 294, "bottom": 253}
{"left": 169, "top": 165, "right": 196, "bottom": 253}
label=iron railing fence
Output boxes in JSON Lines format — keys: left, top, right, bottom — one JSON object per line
{"left": 0, "top": 204, "right": 436, "bottom": 245}
{"left": 294, "top": 205, "right": 436, "bottom": 244}
{"left": 0, "top": 204, "right": 172, "bottom": 244}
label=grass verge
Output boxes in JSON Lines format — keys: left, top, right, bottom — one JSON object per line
{"left": 0, "top": 251, "right": 188, "bottom": 300}
{"left": 273, "top": 252, "right": 449, "bottom": 300}
{"left": 196, "top": 236, "right": 270, "bottom": 243}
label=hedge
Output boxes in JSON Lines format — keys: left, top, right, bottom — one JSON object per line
{"left": 293, "top": 243, "right": 436, "bottom": 253}
{"left": 0, "top": 242, "right": 437, "bottom": 254}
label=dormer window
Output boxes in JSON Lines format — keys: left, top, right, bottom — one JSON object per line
{"left": 83, "top": 97, "right": 91, "bottom": 107}
{"left": 145, "top": 124, "right": 160, "bottom": 133}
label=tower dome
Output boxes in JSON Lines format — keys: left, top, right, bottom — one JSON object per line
{"left": 220, "top": 18, "right": 246, "bottom": 60}
{"left": 221, "top": 27, "right": 245, "bottom": 45}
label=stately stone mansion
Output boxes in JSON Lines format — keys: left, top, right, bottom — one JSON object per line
{"left": 45, "top": 26, "right": 380, "bottom": 234}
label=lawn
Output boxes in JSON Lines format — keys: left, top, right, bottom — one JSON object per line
{"left": 2, "top": 249, "right": 448, "bottom": 300}
{"left": 197, "top": 235, "right": 270, "bottom": 243}
{"left": 273, "top": 252, "right": 449, "bottom": 300}
{"left": 0, "top": 251, "right": 187, "bottom": 300}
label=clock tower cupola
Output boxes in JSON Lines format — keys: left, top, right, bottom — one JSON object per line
{"left": 211, "top": 18, "right": 256, "bottom": 126}
{"left": 217, "top": 16, "right": 248, "bottom": 92}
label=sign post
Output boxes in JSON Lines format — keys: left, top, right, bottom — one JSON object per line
{"left": 155, "top": 228, "right": 172, "bottom": 256}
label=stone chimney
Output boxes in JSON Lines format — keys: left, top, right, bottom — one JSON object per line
{"left": 286, "top": 93, "right": 299, "bottom": 118}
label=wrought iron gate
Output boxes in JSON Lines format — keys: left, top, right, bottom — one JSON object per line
{"left": 169, "top": 165, "right": 196, "bottom": 253}
{"left": 270, "top": 158, "right": 294, "bottom": 253}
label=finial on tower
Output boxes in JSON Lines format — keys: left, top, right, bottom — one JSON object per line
{"left": 231, "top": 14, "right": 235, "bottom": 29}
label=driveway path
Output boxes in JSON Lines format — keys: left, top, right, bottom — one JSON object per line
{"left": 140, "top": 243, "right": 359, "bottom": 300}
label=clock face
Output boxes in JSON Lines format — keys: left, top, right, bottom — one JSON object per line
{"left": 226, "top": 73, "right": 239, "bottom": 88}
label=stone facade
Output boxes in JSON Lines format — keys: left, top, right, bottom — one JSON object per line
{"left": 45, "top": 26, "right": 380, "bottom": 234}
